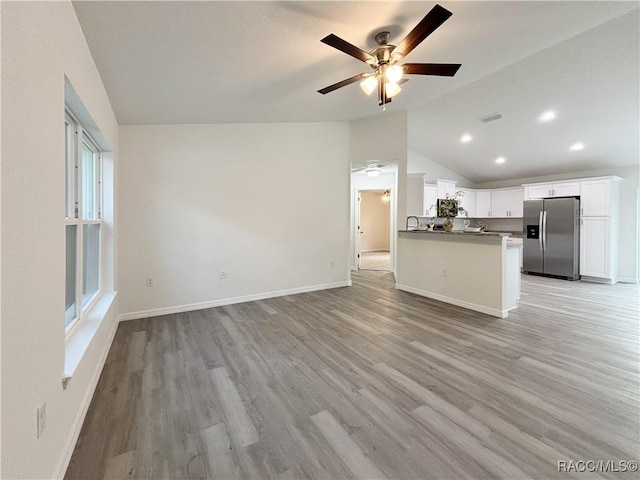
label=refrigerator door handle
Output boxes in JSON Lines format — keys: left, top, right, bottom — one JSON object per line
{"left": 539, "top": 211, "right": 544, "bottom": 251}
{"left": 542, "top": 210, "right": 547, "bottom": 251}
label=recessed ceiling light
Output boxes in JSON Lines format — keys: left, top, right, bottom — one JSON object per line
{"left": 539, "top": 110, "right": 556, "bottom": 122}
{"left": 460, "top": 133, "right": 472, "bottom": 143}
{"left": 569, "top": 142, "right": 585, "bottom": 151}
{"left": 494, "top": 156, "right": 506, "bottom": 164}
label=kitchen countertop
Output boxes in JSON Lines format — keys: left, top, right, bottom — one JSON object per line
{"left": 399, "top": 229, "right": 510, "bottom": 237}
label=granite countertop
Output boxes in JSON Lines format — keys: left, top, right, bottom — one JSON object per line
{"left": 399, "top": 229, "right": 510, "bottom": 237}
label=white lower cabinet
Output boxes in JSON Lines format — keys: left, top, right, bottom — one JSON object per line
{"left": 580, "top": 217, "right": 611, "bottom": 279}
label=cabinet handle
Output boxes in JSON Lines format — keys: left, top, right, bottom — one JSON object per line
{"left": 581, "top": 207, "right": 583, "bottom": 215}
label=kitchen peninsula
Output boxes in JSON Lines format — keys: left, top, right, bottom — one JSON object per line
{"left": 396, "top": 230, "right": 521, "bottom": 318}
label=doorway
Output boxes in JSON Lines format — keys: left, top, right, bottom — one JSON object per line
{"left": 357, "top": 190, "right": 392, "bottom": 271}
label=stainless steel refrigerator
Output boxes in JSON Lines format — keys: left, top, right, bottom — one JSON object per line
{"left": 523, "top": 197, "right": 580, "bottom": 280}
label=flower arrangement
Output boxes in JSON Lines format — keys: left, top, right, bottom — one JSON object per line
{"left": 438, "top": 190, "right": 467, "bottom": 219}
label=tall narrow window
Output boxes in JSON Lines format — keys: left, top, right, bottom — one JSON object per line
{"left": 65, "top": 111, "right": 102, "bottom": 332}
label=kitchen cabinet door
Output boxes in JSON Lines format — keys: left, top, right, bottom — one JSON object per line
{"left": 580, "top": 179, "right": 611, "bottom": 216}
{"left": 552, "top": 182, "right": 580, "bottom": 197}
{"left": 475, "top": 191, "right": 491, "bottom": 217}
{"left": 580, "top": 217, "right": 611, "bottom": 278}
{"left": 423, "top": 185, "right": 438, "bottom": 217}
{"left": 525, "top": 185, "right": 552, "bottom": 199}
{"left": 437, "top": 180, "right": 456, "bottom": 199}
{"left": 491, "top": 190, "right": 510, "bottom": 217}
{"left": 509, "top": 188, "right": 524, "bottom": 217}
{"left": 457, "top": 188, "right": 475, "bottom": 217}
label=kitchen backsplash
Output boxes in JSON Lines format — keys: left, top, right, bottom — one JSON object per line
{"left": 477, "top": 218, "right": 524, "bottom": 232}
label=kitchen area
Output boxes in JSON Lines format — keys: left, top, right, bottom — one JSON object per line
{"left": 399, "top": 175, "right": 623, "bottom": 317}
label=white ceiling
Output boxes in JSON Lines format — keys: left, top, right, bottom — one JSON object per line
{"left": 73, "top": 1, "right": 639, "bottom": 182}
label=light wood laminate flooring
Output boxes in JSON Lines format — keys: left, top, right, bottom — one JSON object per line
{"left": 65, "top": 273, "right": 639, "bottom": 480}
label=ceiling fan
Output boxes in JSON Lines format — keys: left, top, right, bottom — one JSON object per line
{"left": 317, "top": 4, "right": 461, "bottom": 107}
{"left": 352, "top": 162, "right": 386, "bottom": 176}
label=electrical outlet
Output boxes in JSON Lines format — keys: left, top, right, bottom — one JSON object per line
{"left": 146, "top": 277, "right": 154, "bottom": 287}
{"left": 442, "top": 269, "right": 448, "bottom": 278}
{"left": 330, "top": 261, "right": 335, "bottom": 268}
{"left": 37, "top": 402, "right": 46, "bottom": 438}
{"left": 219, "top": 270, "right": 227, "bottom": 280}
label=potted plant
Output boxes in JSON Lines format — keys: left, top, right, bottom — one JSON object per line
{"left": 438, "top": 191, "right": 467, "bottom": 232}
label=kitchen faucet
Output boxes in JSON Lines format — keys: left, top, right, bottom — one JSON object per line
{"left": 406, "top": 216, "right": 419, "bottom": 230}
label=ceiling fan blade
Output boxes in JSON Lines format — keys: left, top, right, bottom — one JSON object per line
{"left": 321, "top": 34, "right": 376, "bottom": 64}
{"left": 403, "top": 63, "right": 461, "bottom": 76}
{"left": 317, "top": 72, "right": 369, "bottom": 95}
{"left": 391, "top": 4, "right": 453, "bottom": 58}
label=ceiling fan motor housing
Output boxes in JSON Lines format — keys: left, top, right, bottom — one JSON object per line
{"left": 370, "top": 44, "right": 400, "bottom": 67}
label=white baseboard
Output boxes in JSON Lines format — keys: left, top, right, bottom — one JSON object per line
{"left": 580, "top": 275, "right": 615, "bottom": 284}
{"left": 618, "top": 276, "right": 639, "bottom": 284}
{"left": 395, "top": 283, "right": 507, "bottom": 318}
{"left": 118, "top": 280, "right": 352, "bottom": 321}
{"left": 53, "top": 316, "right": 119, "bottom": 479}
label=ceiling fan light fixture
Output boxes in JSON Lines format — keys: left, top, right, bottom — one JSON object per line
{"left": 385, "top": 82, "right": 401, "bottom": 98}
{"left": 360, "top": 76, "right": 377, "bottom": 96}
{"left": 365, "top": 167, "right": 382, "bottom": 177}
{"left": 317, "top": 4, "right": 459, "bottom": 109}
{"left": 385, "top": 65, "right": 403, "bottom": 83}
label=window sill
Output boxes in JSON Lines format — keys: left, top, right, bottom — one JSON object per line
{"left": 63, "top": 291, "right": 117, "bottom": 389}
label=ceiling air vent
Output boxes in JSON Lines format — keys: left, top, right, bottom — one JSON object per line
{"left": 479, "top": 112, "right": 503, "bottom": 123}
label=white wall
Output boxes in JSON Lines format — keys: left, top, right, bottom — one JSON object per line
{"left": 118, "top": 123, "right": 350, "bottom": 318}
{"left": 360, "top": 192, "right": 390, "bottom": 251}
{"left": 406, "top": 150, "right": 475, "bottom": 217}
{"left": 475, "top": 165, "right": 639, "bottom": 282}
{"left": 1, "top": 2, "right": 119, "bottom": 479}
{"left": 407, "top": 149, "right": 475, "bottom": 187}
{"left": 397, "top": 234, "right": 506, "bottom": 315}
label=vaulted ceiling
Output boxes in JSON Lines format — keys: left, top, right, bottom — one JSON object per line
{"left": 73, "top": 1, "right": 639, "bottom": 182}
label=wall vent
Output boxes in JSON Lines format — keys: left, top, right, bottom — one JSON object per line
{"left": 479, "top": 112, "right": 503, "bottom": 123}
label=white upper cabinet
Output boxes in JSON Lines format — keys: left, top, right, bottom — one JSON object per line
{"left": 489, "top": 188, "right": 524, "bottom": 217}
{"left": 437, "top": 179, "right": 457, "bottom": 199}
{"left": 510, "top": 188, "right": 524, "bottom": 217}
{"left": 552, "top": 182, "right": 581, "bottom": 197}
{"left": 423, "top": 185, "right": 438, "bottom": 217}
{"left": 525, "top": 184, "right": 553, "bottom": 199}
{"left": 456, "top": 188, "right": 475, "bottom": 217}
{"left": 490, "top": 190, "right": 511, "bottom": 217}
{"left": 580, "top": 179, "right": 612, "bottom": 216}
{"left": 524, "top": 181, "right": 580, "bottom": 200}
{"left": 475, "top": 191, "right": 491, "bottom": 217}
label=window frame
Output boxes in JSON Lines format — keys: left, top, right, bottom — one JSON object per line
{"left": 65, "top": 109, "right": 103, "bottom": 335}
